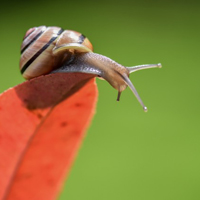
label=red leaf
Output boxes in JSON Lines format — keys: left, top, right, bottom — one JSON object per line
{"left": 0, "top": 73, "right": 98, "bottom": 200}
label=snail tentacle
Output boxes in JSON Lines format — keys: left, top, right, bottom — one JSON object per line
{"left": 127, "top": 63, "right": 162, "bottom": 73}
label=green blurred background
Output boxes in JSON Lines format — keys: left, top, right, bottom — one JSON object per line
{"left": 1, "top": 0, "right": 200, "bottom": 199}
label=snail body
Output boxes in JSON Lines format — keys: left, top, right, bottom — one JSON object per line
{"left": 20, "top": 26, "right": 162, "bottom": 111}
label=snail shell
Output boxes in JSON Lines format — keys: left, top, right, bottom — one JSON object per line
{"left": 20, "top": 26, "right": 93, "bottom": 79}
{"left": 20, "top": 26, "right": 162, "bottom": 111}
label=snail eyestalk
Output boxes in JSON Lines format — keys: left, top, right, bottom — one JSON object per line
{"left": 122, "top": 74, "right": 148, "bottom": 112}
{"left": 127, "top": 63, "right": 162, "bottom": 73}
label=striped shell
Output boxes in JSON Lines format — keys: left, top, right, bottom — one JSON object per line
{"left": 20, "top": 26, "right": 93, "bottom": 79}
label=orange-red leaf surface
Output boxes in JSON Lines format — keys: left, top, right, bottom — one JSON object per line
{"left": 0, "top": 73, "right": 98, "bottom": 200}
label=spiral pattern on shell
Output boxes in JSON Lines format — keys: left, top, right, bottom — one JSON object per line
{"left": 20, "top": 26, "right": 93, "bottom": 79}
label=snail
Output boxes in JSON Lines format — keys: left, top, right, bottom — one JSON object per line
{"left": 20, "top": 26, "right": 161, "bottom": 111}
